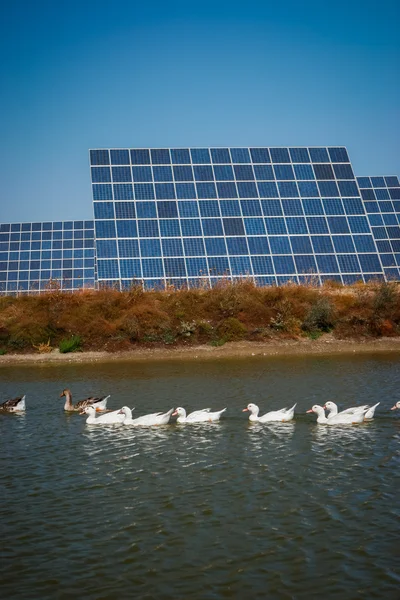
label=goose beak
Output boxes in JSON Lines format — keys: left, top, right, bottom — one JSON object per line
{"left": 242, "top": 408, "right": 249, "bottom": 412}
{"left": 172, "top": 410, "right": 178, "bottom": 416}
{"left": 323, "top": 405, "right": 327, "bottom": 410}
{"left": 391, "top": 405, "right": 398, "bottom": 410}
{"left": 306, "top": 409, "right": 314, "bottom": 413}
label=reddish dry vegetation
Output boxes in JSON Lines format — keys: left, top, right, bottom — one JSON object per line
{"left": 0, "top": 280, "right": 399, "bottom": 354}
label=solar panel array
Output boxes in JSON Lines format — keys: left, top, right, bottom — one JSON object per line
{"left": 90, "top": 147, "right": 388, "bottom": 289}
{"left": 357, "top": 176, "right": 400, "bottom": 281}
{"left": 0, "top": 221, "right": 96, "bottom": 294}
{"left": 1, "top": 149, "right": 398, "bottom": 295}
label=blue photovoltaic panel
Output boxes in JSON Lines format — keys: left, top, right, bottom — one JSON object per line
{"left": 357, "top": 176, "right": 400, "bottom": 281}
{"left": 3, "top": 149, "right": 397, "bottom": 295}
{"left": 90, "top": 147, "right": 388, "bottom": 289}
{"left": 0, "top": 221, "right": 96, "bottom": 294}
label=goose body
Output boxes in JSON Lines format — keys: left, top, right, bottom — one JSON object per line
{"left": 172, "top": 407, "right": 226, "bottom": 423}
{"left": 391, "top": 401, "right": 400, "bottom": 411}
{"left": 307, "top": 404, "right": 367, "bottom": 425}
{"left": 325, "top": 401, "right": 380, "bottom": 421}
{"left": 243, "top": 403, "right": 296, "bottom": 423}
{"left": 82, "top": 406, "right": 125, "bottom": 425}
{"left": 119, "top": 406, "right": 174, "bottom": 426}
{"left": 60, "top": 389, "right": 109, "bottom": 412}
{"left": 0, "top": 395, "right": 26, "bottom": 412}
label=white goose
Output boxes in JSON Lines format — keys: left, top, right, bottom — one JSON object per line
{"left": 391, "top": 401, "right": 400, "bottom": 411}
{"left": 118, "top": 406, "right": 174, "bottom": 426}
{"left": 81, "top": 405, "right": 126, "bottom": 425}
{"left": 324, "top": 401, "right": 380, "bottom": 421}
{"left": 172, "top": 407, "right": 226, "bottom": 423}
{"left": 0, "top": 395, "right": 26, "bottom": 412}
{"left": 307, "top": 404, "right": 367, "bottom": 425}
{"left": 243, "top": 403, "right": 296, "bottom": 423}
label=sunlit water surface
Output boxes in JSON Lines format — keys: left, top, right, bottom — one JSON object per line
{"left": 1, "top": 354, "right": 399, "bottom": 599}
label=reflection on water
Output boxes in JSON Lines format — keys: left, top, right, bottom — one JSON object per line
{"left": 311, "top": 420, "right": 374, "bottom": 445}
{"left": 246, "top": 422, "right": 296, "bottom": 456}
{"left": 1, "top": 353, "right": 400, "bottom": 599}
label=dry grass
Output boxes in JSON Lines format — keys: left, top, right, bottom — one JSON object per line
{"left": 0, "top": 281, "right": 399, "bottom": 353}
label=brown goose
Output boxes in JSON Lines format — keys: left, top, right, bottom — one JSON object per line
{"left": 60, "top": 389, "right": 109, "bottom": 412}
{"left": 0, "top": 395, "right": 26, "bottom": 412}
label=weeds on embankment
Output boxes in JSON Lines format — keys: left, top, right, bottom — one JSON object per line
{"left": 0, "top": 280, "right": 399, "bottom": 354}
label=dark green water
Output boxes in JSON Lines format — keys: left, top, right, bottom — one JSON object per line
{"left": 1, "top": 354, "right": 399, "bottom": 599}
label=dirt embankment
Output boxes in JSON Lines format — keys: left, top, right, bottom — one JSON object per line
{"left": 1, "top": 281, "right": 400, "bottom": 364}
{"left": 1, "top": 336, "right": 400, "bottom": 366}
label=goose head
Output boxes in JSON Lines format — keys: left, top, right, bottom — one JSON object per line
{"left": 81, "top": 406, "right": 96, "bottom": 416}
{"left": 324, "top": 401, "right": 337, "bottom": 413}
{"left": 118, "top": 406, "right": 133, "bottom": 418}
{"left": 306, "top": 405, "right": 325, "bottom": 417}
{"left": 60, "top": 389, "right": 70, "bottom": 398}
{"left": 172, "top": 407, "right": 186, "bottom": 418}
{"left": 243, "top": 403, "right": 259, "bottom": 416}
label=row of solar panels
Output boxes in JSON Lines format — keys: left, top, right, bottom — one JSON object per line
{"left": 0, "top": 148, "right": 399, "bottom": 293}
{"left": 90, "top": 147, "right": 353, "bottom": 165}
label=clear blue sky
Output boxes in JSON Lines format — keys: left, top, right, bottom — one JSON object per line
{"left": 1, "top": 0, "right": 399, "bottom": 223}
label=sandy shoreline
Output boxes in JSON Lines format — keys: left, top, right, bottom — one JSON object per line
{"left": 1, "top": 335, "right": 400, "bottom": 366}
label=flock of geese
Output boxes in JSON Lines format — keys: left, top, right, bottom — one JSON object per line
{"left": 1, "top": 388, "right": 399, "bottom": 426}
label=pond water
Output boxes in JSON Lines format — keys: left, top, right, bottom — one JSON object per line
{"left": 1, "top": 354, "right": 399, "bottom": 599}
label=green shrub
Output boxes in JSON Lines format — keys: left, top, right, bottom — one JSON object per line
{"left": 59, "top": 335, "right": 82, "bottom": 353}
{"left": 209, "top": 338, "right": 226, "bottom": 347}
{"left": 143, "top": 334, "right": 155, "bottom": 342}
{"left": 373, "top": 282, "right": 398, "bottom": 317}
{"left": 302, "top": 298, "right": 335, "bottom": 333}
{"left": 215, "top": 317, "right": 247, "bottom": 341}
{"left": 0, "top": 348, "right": 6, "bottom": 355}
{"left": 161, "top": 330, "right": 176, "bottom": 345}
{"left": 305, "top": 330, "right": 323, "bottom": 340}
{"left": 196, "top": 320, "right": 214, "bottom": 338}
{"left": 7, "top": 336, "right": 29, "bottom": 350}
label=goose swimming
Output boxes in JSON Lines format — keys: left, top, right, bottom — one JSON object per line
{"left": 0, "top": 395, "right": 26, "bottom": 412}
{"left": 60, "top": 389, "right": 109, "bottom": 412}
{"left": 81, "top": 405, "right": 125, "bottom": 425}
{"left": 172, "top": 407, "right": 226, "bottom": 423}
{"left": 243, "top": 403, "right": 296, "bottom": 423}
{"left": 118, "top": 406, "right": 174, "bottom": 426}
{"left": 307, "top": 404, "right": 367, "bottom": 425}
{"left": 324, "top": 401, "right": 380, "bottom": 421}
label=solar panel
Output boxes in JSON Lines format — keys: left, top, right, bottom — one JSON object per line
{"left": 1, "top": 151, "right": 398, "bottom": 295}
{"left": 0, "top": 221, "right": 96, "bottom": 294}
{"left": 357, "top": 176, "right": 400, "bottom": 281}
{"left": 90, "top": 147, "right": 387, "bottom": 289}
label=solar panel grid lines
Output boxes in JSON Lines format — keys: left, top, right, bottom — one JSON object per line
{"left": 1, "top": 149, "right": 398, "bottom": 296}
{"left": 90, "top": 147, "right": 390, "bottom": 290}
{"left": 357, "top": 176, "right": 400, "bottom": 281}
{"left": 0, "top": 220, "right": 96, "bottom": 295}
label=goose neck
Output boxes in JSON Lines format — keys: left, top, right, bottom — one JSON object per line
{"left": 326, "top": 403, "right": 338, "bottom": 417}
{"left": 63, "top": 390, "right": 74, "bottom": 411}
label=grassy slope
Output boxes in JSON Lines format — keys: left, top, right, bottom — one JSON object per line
{"left": 0, "top": 281, "right": 399, "bottom": 354}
